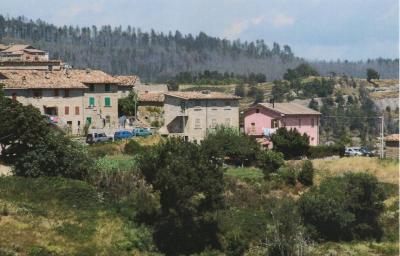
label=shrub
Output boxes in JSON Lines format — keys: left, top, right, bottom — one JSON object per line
{"left": 124, "top": 139, "right": 144, "bottom": 155}
{"left": 299, "top": 172, "right": 385, "bottom": 241}
{"left": 277, "top": 166, "right": 297, "bottom": 186}
{"left": 87, "top": 142, "right": 122, "bottom": 158}
{"left": 307, "top": 144, "right": 345, "bottom": 159}
{"left": 298, "top": 160, "right": 314, "bottom": 186}
{"left": 271, "top": 128, "right": 310, "bottom": 159}
{"left": 257, "top": 150, "right": 285, "bottom": 177}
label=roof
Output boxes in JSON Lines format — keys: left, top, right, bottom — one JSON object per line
{"left": 253, "top": 102, "right": 321, "bottom": 115}
{"left": 135, "top": 84, "right": 168, "bottom": 93}
{"left": 138, "top": 92, "right": 165, "bottom": 103}
{"left": 165, "top": 91, "right": 241, "bottom": 100}
{"left": 1, "top": 44, "right": 31, "bottom": 53}
{"left": 384, "top": 134, "right": 400, "bottom": 142}
{"left": 0, "top": 44, "right": 8, "bottom": 51}
{"left": 115, "top": 75, "right": 140, "bottom": 87}
{"left": 0, "top": 69, "right": 119, "bottom": 89}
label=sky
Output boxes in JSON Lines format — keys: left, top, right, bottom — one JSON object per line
{"left": 1, "top": 0, "right": 398, "bottom": 60}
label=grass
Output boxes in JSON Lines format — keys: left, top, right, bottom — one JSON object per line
{"left": 0, "top": 176, "right": 155, "bottom": 255}
{"left": 312, "top": 157, "right": 399, "bottom": 184}
{"left": 224, "top": 167, "right": 264, "bottom": 182}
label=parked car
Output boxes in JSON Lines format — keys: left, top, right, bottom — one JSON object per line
{"left": 360, "top": 147, "right": 375, "bottom": 157}
{"left": 132, "top": 128, "right": 152, "bottom": 137}
{"left": 344, "top": 147, "right": 363, "bottom": 157}
{"left": 114, "top": 130, "right": 133, "bottom": 140}
{"left": 86, "top": 133, "right": 113, "bottom": 144}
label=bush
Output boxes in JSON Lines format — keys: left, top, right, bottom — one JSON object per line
{"left": 257, "top": 150, "right": 285, "bottom": 177}
{"left": 299, "top": 172, "right": 385, "bottom": 241}
{"left": 307, "top": 144, "right": 345, "bottom": 159}
{"left": 124, "top": 139, "right": 144, "bottom": 155}
{"left": 271, "top": 128, "right": 310, "bottom": 159}
{"left": 298, "top": 160, "right": 314, "bottom": 186}
{"left": 87, "top": 142, "right": 122, "bottom": 158}
{"left": 277, "top": 166, "right": 297, "bottom": 186}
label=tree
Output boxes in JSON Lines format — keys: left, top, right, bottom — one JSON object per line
{"left": 297, "top": 160, "right": 314, "bottom": 186}
{"left": 201, "top": 126, "right": 260, "bottom": 166}
{"left": 138, "top": 138, "right": 224, "bottom": 255}
{"left": 366, "top": 68, "right": 380, "bottom": 83}
{"left": 299, "top": 173, "right": 385, "bottom": 241}
{"left": 234, "top": 83, "right": 245, "bottom": 97}
{"left": 257, "top": 150, "right": 285, "bottom": 177}
{"left": 308, "top": 98, "right": 319, "bottom": 111}
{"left": 270, "top": 128, "right": 310, "bottom": 159}
{"left": 0, "top": 89, "right": 89, "bottom": 178}
{"left": 118, "top": 91, "right": 138, "bottom": 116}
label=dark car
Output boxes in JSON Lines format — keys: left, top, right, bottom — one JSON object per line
{"left": 360, "top": 147, "right": 375, "bottom": 157}
{"left": 114, "top": 130, "right": 133, "bottom": 140}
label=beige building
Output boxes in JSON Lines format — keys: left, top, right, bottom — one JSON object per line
{"left": 160, "top": 91, "right": 240, "bottom": 142}
{"left": 0, "top": 44, "right": 49, "bottom": 61}
{"left": 0, "top": 68, "right": 119, "bottom": 134}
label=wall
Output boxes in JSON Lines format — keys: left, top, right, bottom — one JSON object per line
{"left": 282, "top": 115, "right": 319, "bottom": 145}
{"left": 244, "top": 107, "right": 281, "bottom": 135}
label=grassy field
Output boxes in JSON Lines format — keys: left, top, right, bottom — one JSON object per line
{"left": 312, "top": 157, "right": 399, "bottom": 184}
{"left": 224, "top": 167, "right": 264, "bottom": 182}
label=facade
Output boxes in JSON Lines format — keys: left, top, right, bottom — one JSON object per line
{"left": 384, "top": 134, "right": 399, "bottom": 158}
{"left": 160, "top": 91, "right": 240, "bottom": 142}
{"left": 244, "top": 102, "right": 321, "bottom": 147}
{"left": 115, "top": 75, "right": 140, "bottom": 98}
{"left": 1, "top": 68, "right": 119, "bottom": 134}
{"left": 0, "top": 44, "right": 49, "bottom": 61}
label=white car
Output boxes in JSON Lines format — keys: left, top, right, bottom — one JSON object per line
{"left": 344, "top": 147, "right": 363, "bottom": 157}
{"left": 86, "top": 132, "right": 113, "bottom": 144}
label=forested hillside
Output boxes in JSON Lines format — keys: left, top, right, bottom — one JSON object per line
{"left": 0, "top": 16, "right": 398, "bottom": 81}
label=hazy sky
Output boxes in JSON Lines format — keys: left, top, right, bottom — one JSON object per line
{"left": 1, "top": 0, "right": 398, "bottom": 60}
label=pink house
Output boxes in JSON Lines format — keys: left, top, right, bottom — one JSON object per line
{"left": 244, "top": 102, "right": 321, "bottom": 147}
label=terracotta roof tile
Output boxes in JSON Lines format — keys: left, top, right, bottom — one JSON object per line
{"left": 165, "top": 91, "right": 240, "bottom": 100}
{"left": 115, "top": 75, "right": 140, "bottom": 87}
{"left": 138, "top": 92, "right": 165, "bottom": 102}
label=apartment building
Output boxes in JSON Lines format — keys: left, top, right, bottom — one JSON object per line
{"left": 160, "top": 91, "right": 240, "bottom": 142}
{"left": 0, "top": 68, "right": 119, "bottom": 134}
{"left": 0, "top": 44, "right": 49, "bottom": 61}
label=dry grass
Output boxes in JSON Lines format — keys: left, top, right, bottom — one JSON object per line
{"left": 312, "top": 157, "right": 399, "bottom": 184}
{"left": 370, "top": 91, "right": 399, "bottom": 99}
{"left": 133, "top": 134, "right": 163, "bottom": 146}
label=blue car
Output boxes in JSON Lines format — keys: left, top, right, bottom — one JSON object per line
{"left": 132, "top": 128, "right": 152, "bottom": 137}
{"left": 114, "top": 130, "right": 133, "bottom": 140}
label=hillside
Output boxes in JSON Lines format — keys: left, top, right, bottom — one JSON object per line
{"left": 0, "top": 16, "right": 398, "bottom": 81}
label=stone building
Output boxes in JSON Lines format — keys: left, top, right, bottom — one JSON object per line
{"left": 0, "top": 44, "right": 49, "bottom": 61}
{"left": 1, "top": 68, "right": 120, "bottom": 134}
{"left": 384, "top": 134, "right": 399, "bottom": 159}
{"left": 160, "top": 91, "right": 240, "bottom": 142}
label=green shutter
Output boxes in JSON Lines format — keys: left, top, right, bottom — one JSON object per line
{"left": 105, "top": 97, "right": 111, "bottom": 107}
{"left": 86, "top": 117, "right": 92, "bottom": 124}
{"left": 89, "top": 97, "right": 95, "bottom": 106}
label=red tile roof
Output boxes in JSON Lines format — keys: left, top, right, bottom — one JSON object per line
{"left": 165, "top": 91, "right": 240, "bottom": 100}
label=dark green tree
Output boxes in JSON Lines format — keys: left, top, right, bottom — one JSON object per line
{"left": 366, "top": 68, "right": 380, "bottom": 83}
{"left": 257, "top": 150, "right": 285, "bottom": 177}
{"left": 234, "top": 83, "right": 245, "bottom": 97}
{"left": 118, "top": 91, "right": 138, "bottom": 116}
{"left": 270, "top": 128, "right": 310, "bottom": 159}
{"left": 138, "top": 138, "right": 224, "bottom": 255}
{"left": 297, "top": 160, "right": 314, "bottom": 186}
{"left": 308, "top": 98, "right": 319, "bottom": 111}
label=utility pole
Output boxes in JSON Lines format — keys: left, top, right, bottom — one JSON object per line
{"left": 380, "top": 115, "right": 384, "bottom": 159}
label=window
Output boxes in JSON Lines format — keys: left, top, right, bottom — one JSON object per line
{"left": 194, "top": 118, "right": 201, "bottom": 129}
{"left": 256, "top": 109, "right": 260, "bottom": 113}
{"left": 64, "top": 89, "right": 69, "bottom": 98}
{"left": 65, "top": 106, "right": 69, "bottom": 115}
{"left": 105, "top": 84, "right": 111, "bottom": 92}
{"left": 211, "top": 119, "right": 217, "bottom": 129}
{"left": 75, "top": 106, "right": 80, "bottom": 115}
{"left": 54, "top": 89, "right": 59, "bottom": 97}
{"left": 298, "top": 118, "right": 301, "bottom": 127}
{"left": 89, "top": 84, "right": 95, "bottom": 92}
{"left": 104, "top": 97, "right": 111, "bottom": 107}
{"left": 12, "top": 93, "right": 17, "bottom": 101}
{"left": 311, "top": 118, "right": 314, "bottom": 127}
{"left": 33, "top": 89, "right": 42, "bottom": 98}
{"left": 225, "top": 118, "right": 231, "bottom": 126}
{"left": 271, "top": 119, "right": 279, "bottom": 128}
{"left": 89, "top": 97, "right": 95, "bottom": 107}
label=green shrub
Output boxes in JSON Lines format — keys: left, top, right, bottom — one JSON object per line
{"left": 87, "top": 142, "right": 122, "bottom": 158}
{"left": 277, "top": 166, "right": 297, "bottom": 186}
{"left": 257, "top": 150, "right": 285, "bottom": 177}
{"left": 299, "top": 172, "right": 386, "bottom": 241}
{"left": 298, "top": 160, "right": 314, "bottom": 186}
{"left": 1, "top": 204, "right": 8, "bottom": 216}
{"left": 271, "top": 128, "right": 310, "bottom": 159}
{"left": 307, "top": 144, "right": 345, "bottom": 159}
{"left": 27, "top": 246, "right": 54, "bottom": 256}
{"left": 124, "top": 139, "right": 144, "bottom": 155}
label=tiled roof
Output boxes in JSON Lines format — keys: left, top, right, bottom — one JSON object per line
{"left": 135, "top": 84, "right": 168, "bottom": 93}
{"left": 138, "top": 92, "right": 165, "bottom": 102}
{"left": 165, "top": 91, "right": 241, "bottom": 100}
{"left": 1, "top": 44, "right": 31, "bottom": 53}
{"left": 115, "top": 75, "right": 140, "bottom": 87}
{"left": 0, "top": 69, "right": 119, "bottom": 89}
{"left": 384, "top": 134, "right": 400, "bottom": 142}
{"left": 256, "top": 102, "right": 321, "bottom": 115}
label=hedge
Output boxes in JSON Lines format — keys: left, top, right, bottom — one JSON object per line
{"left": 307, "top": 144, "right": 345, "bottom": 159}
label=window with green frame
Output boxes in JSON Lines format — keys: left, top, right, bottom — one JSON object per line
{"left": 89, "top": 97, "right": 95, "bottom": 107}
{"left": 86, "top": 117, "right": 92, "bottom": 124}
{"left": 105, "top": 84, "right": 111, "bottom": 92}
{"left": 104, "top": 97, "right": 111, "bottom": 107}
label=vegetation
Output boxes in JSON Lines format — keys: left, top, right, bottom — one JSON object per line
{"left": 118, "top": 91, "right": 138, "bottom": 117}
{"left": 257, "top": 150, "right": 285, "bottom": 177}
{"left": 172, "top": 70, "right": 266, "bottom": 85}
{"left": 298, "top": 160, "right": 314, "bottom": 186}
{"left": 307, "top": 144, "right": 345, "bottom": 159}
{"left": 271, "top": 127, "right": 310, "bottom": 159}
